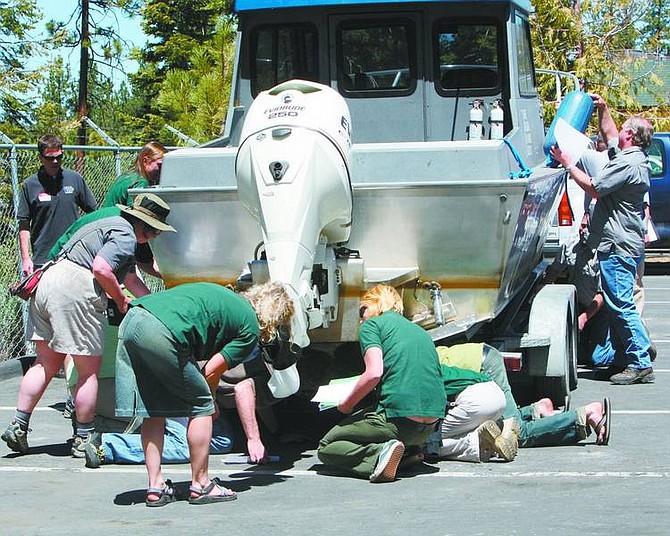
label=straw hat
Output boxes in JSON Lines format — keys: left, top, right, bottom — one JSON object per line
{"left": 117, "top": 193, "right": 177, "bottom": 233}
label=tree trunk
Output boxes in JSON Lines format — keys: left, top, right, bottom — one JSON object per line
{"left": 76, "top": 0, "right": 89, "bottom": 173}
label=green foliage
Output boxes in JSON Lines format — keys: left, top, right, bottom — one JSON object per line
{"left": 532, "top": 0, "right": 669, "bottom": 132}
{"left": 130, "top": 0, "right": 231, "bottom": 141}
{"left": 0, "top": 0, "right": 42, "bottom": 128}
{"left": 640, "top": 0, "right": 670, "bottom": 56}
{"left": 154, "top": 16, "right": 236, "bottom": 141}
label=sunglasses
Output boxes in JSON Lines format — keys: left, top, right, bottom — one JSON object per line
{"left": 40, "top": 153, "right": 63, "bottom": 161}
{"left": 359, "top": 305, "right": 368, "bottom": 319}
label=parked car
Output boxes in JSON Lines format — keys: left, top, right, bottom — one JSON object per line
{"left": 648, "top": 133, "right": 670, "bottom": 247}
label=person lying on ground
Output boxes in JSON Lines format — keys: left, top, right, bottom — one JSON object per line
{"left": 432, "top": 363, "right": 518, "bottom": 463}
{"left": 83, "top": 416, "right": 233, "bottom": 468}
{"left": 216, "top": 330, "right": 302, "bottom": 464}
{"left": 437, "top": 343, "right": 611, "bottom": 447}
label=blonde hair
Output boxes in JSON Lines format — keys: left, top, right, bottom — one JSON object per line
{"left": 360, "top": 284, "right": 403, "bottom": 318}
{"left": 243, "top": 281, "right": 295, "bottom": 343}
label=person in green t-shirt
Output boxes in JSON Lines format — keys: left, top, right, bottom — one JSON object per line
{"left": 103, "top": 141, "right": 166, "bottom": 278}
{"left": 115, "top": 281, "right": 295, "bottom": 506}
{"left": 317, "top": 284, "right": 446, "bottom": 483}
{"left": 103, "top": 141, "right": 166, "bottom": 208}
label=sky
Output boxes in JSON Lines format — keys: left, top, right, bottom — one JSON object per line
{"left": 33, "top": 0, "right": 148, "bottom": 84}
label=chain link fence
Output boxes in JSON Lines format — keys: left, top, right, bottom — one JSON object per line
{"left": 0, "top": 144, "right": 165, "bottom": 362}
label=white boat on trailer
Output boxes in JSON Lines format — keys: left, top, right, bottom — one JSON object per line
{"left": 138, "top": 0, "right": 586, "bottom": 403}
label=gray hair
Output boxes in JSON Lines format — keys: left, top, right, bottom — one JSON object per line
{"left": 623, "top": 116, "right": 654, "bottom": 150}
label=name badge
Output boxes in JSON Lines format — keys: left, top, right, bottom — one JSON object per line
{"left": 38, "top": 193, "right": 52, "bottom": 202}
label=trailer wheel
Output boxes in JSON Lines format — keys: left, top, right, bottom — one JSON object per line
{"left": 526, "top": 285, "right": 578, "bottom": 407}
{"left": 534, "top": 309, "right": 578, "bottom": 405}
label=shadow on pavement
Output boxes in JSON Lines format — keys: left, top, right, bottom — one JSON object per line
{"left": 2, "top": 441, "right": 74, "bottom": 459}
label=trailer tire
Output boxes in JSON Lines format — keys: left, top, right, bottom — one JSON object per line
{"left": 526, "top": 285, "right": 578, "bottom": 406}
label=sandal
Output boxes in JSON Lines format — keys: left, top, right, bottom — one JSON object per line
{"left": 145, "top": 479, "right": 176, "bottom": 508}
{"left": 189, "top": 477, "right": 237, "bottom": 505}
{"left": 594, "top": 397, "right": 611, "bottom": 446}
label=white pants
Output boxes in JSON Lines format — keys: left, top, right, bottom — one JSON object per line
{"left": 438, "top": 381, "right": 506, "bottom": 462}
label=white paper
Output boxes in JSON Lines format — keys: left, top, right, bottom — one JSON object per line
{"left": 310, "top": 376, "right": 359, "bottom": 411}
{"left": 646, "top": 217, "right": 659, "bottom": 243}
{"left": 554, "top": 118, "right": 592, "bottom": 166}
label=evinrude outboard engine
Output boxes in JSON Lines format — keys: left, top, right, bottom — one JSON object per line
{"left": 236, "top": 80, "right": 353, "bottom": 346}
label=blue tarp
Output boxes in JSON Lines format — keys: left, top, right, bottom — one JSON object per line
{"left": 235, "top": 0, "right": 532, "bottom": 14}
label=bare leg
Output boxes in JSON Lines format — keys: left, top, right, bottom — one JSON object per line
{"left": 71, "top": 355, "right": 101, "bottom": 424}
{"left": 585, "top": 402, "right": 605, "bottom": 442}
{"left": 17, "top": 341, "right": 65, "bottom": 413}
{"left": 141, "top": 417, "right": 166, "bottom": 500}
{"left": 188, "top": 415, "right": 213, "bottom": 491}
{"left": 535, "top": 398, "right": 557, "bottom": 418}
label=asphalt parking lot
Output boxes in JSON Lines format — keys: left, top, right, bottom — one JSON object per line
{"left": 1, "top": 268, "right": 669, "bottom": 536}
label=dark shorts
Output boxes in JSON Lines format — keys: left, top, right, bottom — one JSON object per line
{"left": 115, "top": 307, "right": 215, "bottom": 418}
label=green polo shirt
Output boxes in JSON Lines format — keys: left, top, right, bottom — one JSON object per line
{"left": 359, "top": 310, "right": 446, "bottom": 419}
{"left": 132, "top": 282, "right": 259, "bottom": 367}
{"left": 103, "top": 171, "right": 149, "bottom": 208}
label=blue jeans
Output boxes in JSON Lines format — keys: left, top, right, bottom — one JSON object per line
{"left": 586, "top": 310, "right": 617, "bottom": 367}
{"left": 598, "top": 253, "right": 651, "bottom": 369}
{"left": 103, "top": 416, "right": 232, "bottom": 464}
{"left": 481, "top": 346, "right": 586, "bottom": 447}
{"left": 516, "top": 406, "right": 587, "bottom": 447}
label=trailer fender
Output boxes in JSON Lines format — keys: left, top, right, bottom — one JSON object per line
{"left": 523, "top": 284, "right": 577, "bottom": 384}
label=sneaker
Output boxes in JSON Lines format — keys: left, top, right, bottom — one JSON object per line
{"left": 83, "top": 432, "right": 105, "bottom": 468}
{"left": 610, "top": 366, "right": 655, "bottom": 385}
{"left": 1, "top": 421, "right": 29, "bottom": 454}
{"left": 369, "top": 439, "right": 405, "bottom": 483}
{"left": 478, "top": 420, "right": 517, "bottom": 462}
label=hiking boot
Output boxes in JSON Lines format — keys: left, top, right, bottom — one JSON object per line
{"left": 71, "top": 434, "right": 96, "bottom": 458}
{"left": 83, "top": 432, "right": 105, "bottom": 468}
{"left": 370, "top": 439, "right": 405, "bottom": 483}
{"left": 1, "top": 421, "right": 29, "bottom": 454}
{"left": 478, "top": 420, "right": 517, "bottom": 462}
{"left": 610, "top": 366, "right": 655, "bottom": 385}
{"left": 501, "top": 418, "right": 521, "bottom": 441}
{"left": 594, "top": 364, "right": 625, "bottom": 381}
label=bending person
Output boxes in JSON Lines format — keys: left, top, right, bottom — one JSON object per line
{"left": 2, "top": 194, "right": 174, "bottom": 457}
{"left": 217, "top": 331, "right": 301, "bottom": 464}
{"left": 115, "top": 281, "right": 295, "bottom": 507}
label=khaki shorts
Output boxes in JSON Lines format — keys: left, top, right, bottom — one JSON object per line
{"left": 30, "top": 259, "right": 108, "bottom": 356}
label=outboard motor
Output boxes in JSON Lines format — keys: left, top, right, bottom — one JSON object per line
{"left": 236, "top": 80, "right": 353, "bottom": 346}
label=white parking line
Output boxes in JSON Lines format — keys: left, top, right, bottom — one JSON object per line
{"left": 0, "top": 466, "right": 668, "bottom": 479}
